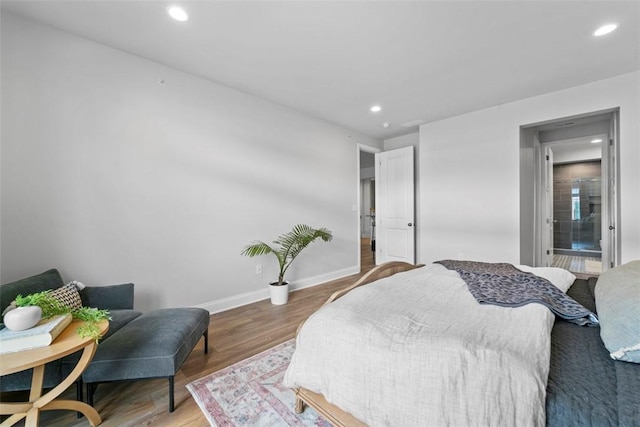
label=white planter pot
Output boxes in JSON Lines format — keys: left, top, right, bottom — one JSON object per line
{"left": 3, "top": 305, "right": 43, "bottom": 331}
{"left": 269, "top": 282, "right": 289, "bottom": 305}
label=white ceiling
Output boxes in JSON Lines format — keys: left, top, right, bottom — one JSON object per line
{"left": 2, "top": 0, "right": 639, "bottom": 140}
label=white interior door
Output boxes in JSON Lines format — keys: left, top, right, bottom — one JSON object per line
{"left": 375, "top": 146, "right": 415, "bottom": 264}
{"left": 544, "top": 146, "right": 554, "bottom": 267}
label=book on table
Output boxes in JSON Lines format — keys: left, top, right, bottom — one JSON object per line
{"left": 0, "top": 313, "right": 73, "bottom": 354}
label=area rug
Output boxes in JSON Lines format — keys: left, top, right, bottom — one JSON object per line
{"left": 187, "top": 339, "right": 330, "bottom": 426}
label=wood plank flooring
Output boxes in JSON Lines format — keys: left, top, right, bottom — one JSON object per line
{"left": 2, "top": 239, "right": 376, "bottom": 426}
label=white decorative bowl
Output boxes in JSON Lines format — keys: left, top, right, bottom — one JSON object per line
{"left": 3, "top": 306, "right": 43, "bottom": 331}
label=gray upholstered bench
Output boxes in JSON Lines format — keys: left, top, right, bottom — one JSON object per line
{"left": 82, "top": 307, "right": 210, "bottom": 412}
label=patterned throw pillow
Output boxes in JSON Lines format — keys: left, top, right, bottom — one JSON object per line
{"left": 50, "top": 281, "right": 85, "bottom": 311}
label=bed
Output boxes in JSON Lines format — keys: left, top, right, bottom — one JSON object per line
{"left": 283, "top": 261, "right": 640, "bottom": 426}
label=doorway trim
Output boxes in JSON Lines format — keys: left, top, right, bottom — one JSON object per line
{"left": 540, "top": 135, "right": 605, "bottom": 263}
{"left": 603, "top": 110, "right": 620, "bottom": 268}
{"left": 520, "top": 108, "right": 620, "bottom": 271}
{"left": 357, "top": 144, "right": 381, "bottom": 270}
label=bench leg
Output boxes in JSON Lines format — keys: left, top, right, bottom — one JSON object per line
{"left": 76, "top": 379, "right": 83, "bottom": 402}
{"left": 87, "top": 382, "right": 95, "bottom": 407}
{"left": 203, "top": 328, "right": 209, "bottom": 354}
{"left": 168, "top": 376, "right": 175, "bottom": 412}
{"left": 76, "top": 379, "right": 84, "bottom": 418}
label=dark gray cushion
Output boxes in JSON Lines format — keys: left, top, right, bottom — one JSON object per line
{"left": 59, "top": 309, "right": 143, "bottom": 377}
{"left": 82, "top": 308, "right": 210, "bottom": 383}
{"left": 79, "top": 283, "right": 135, "bottom": 310}
{"left": 1, "top": 269, "right": 64, "bottom": 314}
{"left": 101, "top": 309, "right": 143, "bottom": 340}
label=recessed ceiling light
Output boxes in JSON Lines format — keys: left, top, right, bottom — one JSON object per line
{"left": 591, "top": 138, "right": 603, "bottom": 144}
{"left": 370, "top": 105, "right": 382, "bottom": 113}
{"left": 594, "top": 23, "right": 618, "bottom": 37}
{"left": 167, "top": 5, "right": 189, "bottom": 22}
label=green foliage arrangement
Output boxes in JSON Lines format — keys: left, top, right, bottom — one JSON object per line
{"left": 241, "top": 224, "right": 333, "bottom": 286}
{"left": 14, "top": 291, "right": 111, "bottom": 342}
{"left": 14, "top": 292, "right": 67, "bottom": 318}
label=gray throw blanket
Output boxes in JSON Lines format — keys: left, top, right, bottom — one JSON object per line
{"left": 435, "top": 260, "right": 599, "bottom": 326}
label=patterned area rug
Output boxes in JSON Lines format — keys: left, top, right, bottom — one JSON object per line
{"left": 187, "top": 339, "right": 330, "bottom": 426}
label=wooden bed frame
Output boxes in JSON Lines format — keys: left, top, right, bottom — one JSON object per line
{"left": 293, "top": 261, "right": 424, "bottom": 426}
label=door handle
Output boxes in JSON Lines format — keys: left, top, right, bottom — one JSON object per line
{"left": 609, "top": 225, "right": 615, "bottom": 230}
{"left": 408, "top": 223, "right": 413, "bottom": 227}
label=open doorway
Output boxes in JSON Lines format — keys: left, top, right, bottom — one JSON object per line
{"left": 520, "top": 109, "right": 619, "bottom": 278}
{"left": 358, "top": 145, "right": 379, "bottom": 272}
{"left": 545, "top": 139, "right": 604, "bottom": 276}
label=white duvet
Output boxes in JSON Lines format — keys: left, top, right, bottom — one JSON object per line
{"left": 283, "top": 263, "right": 576, "bottom": 427}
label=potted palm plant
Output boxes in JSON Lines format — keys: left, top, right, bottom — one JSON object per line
{"left": 241, "top": 224, "right": 333, "bottom": 305}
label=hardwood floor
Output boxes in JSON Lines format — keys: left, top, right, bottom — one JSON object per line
{"left": 360, "top": 236, "right": 375, "bottom": 271}
{"left": 4, "top": 240, "right": 376, "bottom": 426}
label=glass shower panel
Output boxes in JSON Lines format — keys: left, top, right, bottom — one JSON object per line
{"left": 553, "top": 161, "right": 602, "bottom": 255}
{"left": 570, "top": 177, "right": 601, "bottom": 251}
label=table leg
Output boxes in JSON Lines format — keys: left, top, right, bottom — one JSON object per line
{"left": 28, "top": 366, "right": 45, "bottom": 402}
{"left": 38, "top": 342, "right": 102, "bottom": 426}
{"left": 41, "top": 399, "right": 101, "bottom": 426}
{"left": 0, "top": 341, "right": 102, "bottom": 427}
{"left": 23, "top": 364, "right": 46, "bottom": 426}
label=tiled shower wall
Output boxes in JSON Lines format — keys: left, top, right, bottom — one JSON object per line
{"left": 553, "top": 161, "right": 602, "bottom": 252}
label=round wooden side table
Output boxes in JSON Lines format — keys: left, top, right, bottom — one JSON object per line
{"left": 0, "top": 319, "right": 109, "bottom": 427}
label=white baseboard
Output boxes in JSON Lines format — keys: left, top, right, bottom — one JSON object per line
{"left": 197, "top": 265, "right": 360, "bottom": 314}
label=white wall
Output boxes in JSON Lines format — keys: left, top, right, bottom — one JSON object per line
{"left": 0, "top": 14, "right": 382, "bottom": 312}
{"left": 419, "top": 71, "right": 640, "bottom": 265}
{"left": 384, "top": 132, "right": 419, "bottom": 151}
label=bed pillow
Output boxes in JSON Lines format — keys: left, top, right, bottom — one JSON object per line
{"left": 516, "top": 265, "right": 576, "bottom": 293}
{"left": 595, "top": 260, "right": 640, "bottom": 363}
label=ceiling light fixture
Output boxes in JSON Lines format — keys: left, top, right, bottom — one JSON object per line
{"left": 370, "top": 105, "right": 382, "bottom": 113}
{"left": 593, "top": 23, "right": 618, "bottom": 36}
{"left": 167, "top": 5, "right": 189, "bottom": 22}
{"left": 591, "top": 138, "right": 603, "bottom": 144}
